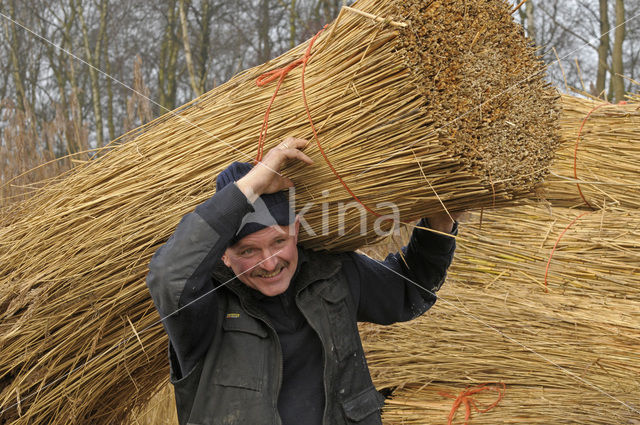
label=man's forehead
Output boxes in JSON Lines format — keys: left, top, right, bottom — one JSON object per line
{"left": 233, "top": 225, "right": 291, "bottom": 247}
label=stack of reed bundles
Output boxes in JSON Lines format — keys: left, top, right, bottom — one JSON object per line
{"left": 0, "top": 0, "right": 559, "bottom": 423}
{"left": 357, "top": 205, "right": 640, "bottom": 424}
{"left": 545, "top": 95, "right": 640, "bottom": 210}
{"left": 360, "top": 94, "right": 640, "bottom": 424}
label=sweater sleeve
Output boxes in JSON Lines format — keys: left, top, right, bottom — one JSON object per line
{"left": 145, "top": 183, "right": 253, "bottom": 379}
{"left": 344, "top": 219, "right": 457, "bottom": 325}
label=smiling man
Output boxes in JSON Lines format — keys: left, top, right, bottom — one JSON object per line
{"left": 221, "top": 222, "right": 300, "bottom": 297}
{"left": 146, "top": 138, "right": 459, "bottom": 425}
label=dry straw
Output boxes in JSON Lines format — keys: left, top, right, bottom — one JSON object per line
{"left": 361, "top": 280, "right": 640, "bottom": 423}
{"left": 449, "top": 204, "right": 640, "bottom": 299}
{"left": 545, "top": 94, "right": 640, "bottom": 210}
{"left": 0, "top": 0, "right": 558, "bottom": 423}
{"left": 357, "top": 205, "right": 639, "bottom": 424}
{"left": 382, "top": 383, "right": 638, "bottom": 424}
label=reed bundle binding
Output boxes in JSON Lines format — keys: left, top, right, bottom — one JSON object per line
{"left": 545, "top": 95, "right": 640, "bottom": 210}
{"left": 0, "top": 0, "right": 558, "bottom": 422}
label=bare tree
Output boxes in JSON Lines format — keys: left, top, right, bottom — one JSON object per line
{"left": 75, "top": 0, "right": 108, "bottom": 146}
{"left": 611, "top": 0, "right": 626, "bottom": 102}
{"left": 179, "top": 0, "right": 201, "bottom": 96}
{"left": 158, "top": 0, "right": 180, "bottom": 111}
{"left": 3, "top": 0, "right": 28, "bottom": 111}
{"left": 258, "top": 0, "right": 272, "bottom": 63}
{"left": 193, "top": 0, "right": 216, "bottom": 92}
{"left": 596, "top": 0, "right": 611, "bottom": 97}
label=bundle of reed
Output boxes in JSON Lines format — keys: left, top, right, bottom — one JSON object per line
{"left": 1, "top": 0, "right": 558, "bottom": 244}
{"left": 0, "top": 0, "right": 558, "bottom": 423}
{"left": 128, "top": 382, "right": 177, "bottom": 425}
{"left": 447, "top": 204, "right": 640, "bottom": 299}
{"left": 545, "top": 95, "right": 640, "bottom": 210}
{"left": 358, "top": 278, "right": 640, "bottom": 424}
{"left": 356, "top": 204, "right": 640, "bottom": 423}
{"left": 382, "top": 383, "right": 638, "bottom": 424}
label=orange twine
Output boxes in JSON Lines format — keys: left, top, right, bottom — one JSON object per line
{"left": 253, "top": 26, "right": 326, "bottom": 164}
{"left": 439, "top": 383, "right": 505, "bottom": 425}
{"left": 254, "top": 25, "right": 461, "bottom": 225}
{"left": 543, "top": 211, "right": 593, "bottom": 292}
{"left": 545, "top": 99, "right": 628, "bottom": 291}
{"left": 254, "top": 24, "right": 386, "bottom": 219}
{"left": 299, "top": 29, "right": 383, "bottom": 218}
{"left": 573, "top": 100, "right": 627, "bottom": 209}
{"left": 254, "top": 57, "right": 306, "bottom": 164}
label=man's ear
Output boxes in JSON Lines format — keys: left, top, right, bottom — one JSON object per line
{"left": 221, "top": 250, "right": 231, "bottom": 268}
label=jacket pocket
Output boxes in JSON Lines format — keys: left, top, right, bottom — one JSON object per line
{"left": 171, "top": 356, "right": 204, "bottom": 425}
{"left": 211, "top": 315, "right": 268, "bottom": 391}
{"left": 320, "top": 282, "right": 359, "bottom": 361}
{"left": 341, "top": 386, "right": 385, "bottom": 424}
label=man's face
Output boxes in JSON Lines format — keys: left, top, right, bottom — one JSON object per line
{"left": 222, "top": 220, "right": 300, "bottom": 297}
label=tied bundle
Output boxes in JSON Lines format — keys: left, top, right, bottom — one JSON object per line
{"left": 449, "top": 205, "right": 640, "bottom": 299}
{"left": 360, "top": 281, "right": 639, "bottom": 424}
{"left": 545, "top": 95, "right": 640, "bottom": 210}
{"left": 382, "top": 383, "right": 637, "bottom": 425}
{"left": 357, "top": 205, "right": 639, "bottom": 424}
{"left": 0, "top": 0, "right": 558, "bottom": 423}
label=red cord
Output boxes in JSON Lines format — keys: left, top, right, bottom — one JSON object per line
{"left": 439, "top": 383, "right": 506, "bottom": 425}
{"left": 573, "top": 100, "right": 627, "bottom": 208}
{"left": 254, "top": 27, "right": 326, "bottom": 164}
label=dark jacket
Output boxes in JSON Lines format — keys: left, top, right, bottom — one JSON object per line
{"left": 146, "top": 183, "right": 456, "bottom": 425}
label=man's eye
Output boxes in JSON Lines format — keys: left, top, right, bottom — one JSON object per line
{"left": 275, "top": 239, "right": 286, "bottom": 244}
{"left": 240, "top": 248, "right": 254, "bottom": 255}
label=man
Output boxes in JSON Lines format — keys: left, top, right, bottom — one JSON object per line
{"left": 146, "top": 137, "right": 458, "bottom": 425}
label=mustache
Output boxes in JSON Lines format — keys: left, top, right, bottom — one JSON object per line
{"left": 251, "top": 261, "right": 288, "bottom": 277}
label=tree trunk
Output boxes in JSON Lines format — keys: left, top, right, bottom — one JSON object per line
{"left": 179, "top": 0, "right": 201, "bottom": 97}
{"left": 158, "top": 0, "right": 179, "bottom": 111}
{"left": 595, "top": 0, "right": 610, "bottom": 97}
{"left": 611, "top": 0, "right": 625, "bottom": 103}
{"left": 196, "top": 0, "right": 213, "bottom": 93}
{"left": 104, "top": 44, "right": 115, "bottom": 141}
{"left": 76, "top": 0, "right": 107, "bottom": 146}
{"left": 289, "top": 0, "right": 297, "bottom": 49}
{"left": 5, "top": 0, "right": 28, "bottom": 111}
{"left": 525, "top": 0, "right": 535, "bottom": 44}
{"left": 258, "top": 0, "right": 271, "bottom": 63}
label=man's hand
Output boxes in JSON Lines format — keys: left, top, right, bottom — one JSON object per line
{"left": 236, "top": 137, "right": 313, "bottom": 202}
{"left": 426, "top": 210, "right": 462, "bottom": 234}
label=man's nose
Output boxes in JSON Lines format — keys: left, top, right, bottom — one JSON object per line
{"left": 259, "top": 251, "right": 279, "bottom": 271}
